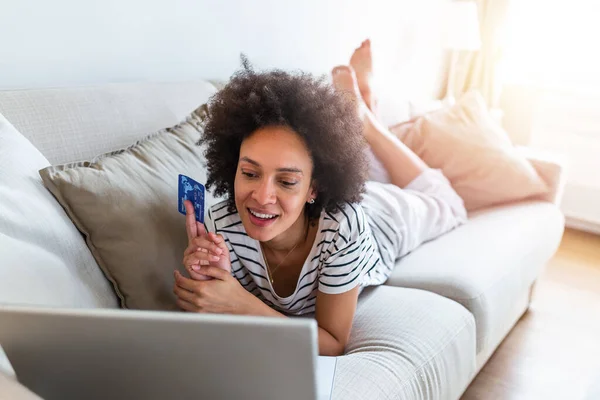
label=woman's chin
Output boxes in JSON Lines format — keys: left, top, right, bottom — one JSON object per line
{"left": 246, "top": 227, "right": 276, "bottom": 242}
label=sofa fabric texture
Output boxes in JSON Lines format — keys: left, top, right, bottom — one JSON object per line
{"left": 386, "top": 201, "right": 564, "bottom": 352}
{"left": 0, "top": 81, "right": 217, "bottom": 165}
{"left": 333, "top": 286, "right": 476, "bottom": 400}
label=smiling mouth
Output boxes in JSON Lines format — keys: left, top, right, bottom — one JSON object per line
{"left": 248, "top": 208, "right": 279, "bottom": 220}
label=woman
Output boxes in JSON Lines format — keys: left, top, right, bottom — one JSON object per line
{"left": 173, "top": 40, "right": 467, "bottom": 356}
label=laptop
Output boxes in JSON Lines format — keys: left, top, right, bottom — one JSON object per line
{"left": 0, "top": 305, "right": 336, "bottom": 400}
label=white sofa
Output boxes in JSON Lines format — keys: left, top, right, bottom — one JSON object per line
{"left": 0, "top": 80, "right": 565, "bottom": 399}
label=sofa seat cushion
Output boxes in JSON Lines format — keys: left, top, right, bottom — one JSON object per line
{"left": 385, "top": 201, "right": 564, "bottom": 352}
{"left": 333, "top": 286, "right": 476, "bottom": 400}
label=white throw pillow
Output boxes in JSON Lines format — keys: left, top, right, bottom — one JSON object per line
{"left": 0, "top": 113, "right": 118, "bottom": 308}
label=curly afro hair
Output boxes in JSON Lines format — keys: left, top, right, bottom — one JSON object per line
{"left": 199, "top": 58, "right": 369, "bottom": 221}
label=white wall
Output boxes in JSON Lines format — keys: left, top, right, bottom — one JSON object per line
{"left": 0, "top": 0, "right": 447, "bottom": 101}
{"left": 529, "top": 88, "right": 600, "bottom": 231}
{"left": 503, "top": 84, "right": 600, "bottom": 232}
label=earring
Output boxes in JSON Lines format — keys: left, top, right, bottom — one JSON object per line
{"left": 308, "top": 199, "right": 315, "bottom": 204}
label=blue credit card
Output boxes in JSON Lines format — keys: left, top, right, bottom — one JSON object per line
{"left": 178, "top": 174, "right": 205, "bottom": 224}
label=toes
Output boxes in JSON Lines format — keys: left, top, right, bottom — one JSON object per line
{"left": 357, "top": 39, "right": 370, "bottom": 49}
{"left": 331, "top": 66, "right": 358, "bottom": 87}
{"left": 331, "top": 66, "right": 360, "bottom": 97}
{"left": 332, "top": 65, "right": 352, "bottom": 76}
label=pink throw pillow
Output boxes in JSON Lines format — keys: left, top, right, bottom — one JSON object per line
{"left": 391, "top": 91, "right": 549, "bottom": 211}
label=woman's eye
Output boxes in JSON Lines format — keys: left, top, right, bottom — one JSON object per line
{"left": 281, "top": 181, "right": 297, "bottom": 187}
{"left": 242, "top": 171, "right": 257, "bottom": 178}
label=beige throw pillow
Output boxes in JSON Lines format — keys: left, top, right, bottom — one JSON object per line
{"left": 39, "top": 104, "right": 218, "bottom": 310}
{"left": 392, "top": 91, "right": 549, "bottom": 211}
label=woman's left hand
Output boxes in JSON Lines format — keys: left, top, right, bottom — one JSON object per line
{"left": 173, "top": 267, "right": 254, "bottom": 315}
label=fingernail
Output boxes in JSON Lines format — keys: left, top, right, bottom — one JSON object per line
{"left": 210, "top": 255, "right": 220, "bottom": 261}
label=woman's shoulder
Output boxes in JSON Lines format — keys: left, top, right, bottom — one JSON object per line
{"left": 208, "top": 200, "right": 232, "bottom": 217}
{"left": 320, "top": 202, "right": 367, "bottom": 237}
{"left": 207, "top": 201, "right": 244, "bottom": 233}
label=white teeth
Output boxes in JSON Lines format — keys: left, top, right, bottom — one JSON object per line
{"left": 249, "top": 209, "right": 277, "bottom": 219}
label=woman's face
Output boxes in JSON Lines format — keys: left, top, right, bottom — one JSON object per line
{"left": 234, "top": 125, "right": 316, "bottom": 243}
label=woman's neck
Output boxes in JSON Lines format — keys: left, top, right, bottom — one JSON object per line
{"left": 263, "top": 213, "right": 309, "bottom": 254}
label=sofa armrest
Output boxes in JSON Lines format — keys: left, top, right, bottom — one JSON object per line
{"left": 517, "top": 146, "right": 567, "bottom": 206}
{"left": 0, "top": 371, "right": 44, "bottom": 400}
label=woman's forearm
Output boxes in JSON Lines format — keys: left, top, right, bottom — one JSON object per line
{"left": 242, "top": 294, "right": 286, "bottom": 318}
{"left": 242, "top": 295, "right": 344, "bottom": 356}
{"left": 317, "top": 327, "right": 344, "bottom": 356}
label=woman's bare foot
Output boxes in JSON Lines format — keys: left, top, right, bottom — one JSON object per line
{"left": 332, "top": 66, "right": 360, "bottom": 97}
{"left": 331, "top": 65, "right": 380, "bottom": 143}
{"left": 332, "top": 65, "right": 365, "bottom": 114}
{"left": 349, "top": 39, "right": 375, "bottom": 111}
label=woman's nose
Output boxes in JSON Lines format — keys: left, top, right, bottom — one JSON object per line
{"left": 252, "top": 179, "right": 276, "bottom": 205}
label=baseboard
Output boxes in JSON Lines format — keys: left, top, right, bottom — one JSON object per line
{"left": 565, "top": 216, "right": 600, "bottom": 235}
{"left": 561, "top": 182, "right": 600, "bottom": 235}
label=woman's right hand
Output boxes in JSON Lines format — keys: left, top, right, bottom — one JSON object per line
{"left": 183, "top": 200, "right": 231, "bottom": 280}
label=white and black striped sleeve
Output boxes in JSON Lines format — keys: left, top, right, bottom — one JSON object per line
{"left": 204, "top": 200, "right": 229, "bottom": 234}
{"left": 318, "top": 203, "right": 379, "bottom": 295}
{"left": 204, "top": 206, "right": 216, "bottom": 233}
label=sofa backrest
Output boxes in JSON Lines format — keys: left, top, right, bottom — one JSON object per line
{"left": 0, "top": 80, "right": 217, "bottom": 164}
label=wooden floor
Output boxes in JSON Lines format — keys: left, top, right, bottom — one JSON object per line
{"left": 461, "top": 228, "right": 600, "bottom": 400}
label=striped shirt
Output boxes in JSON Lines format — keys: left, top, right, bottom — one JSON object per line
{"left": 205, "top": 168, "right": 467, "bottom": 316}
{"left": 205, "top": 201, "right": 380, "bottom": 315}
